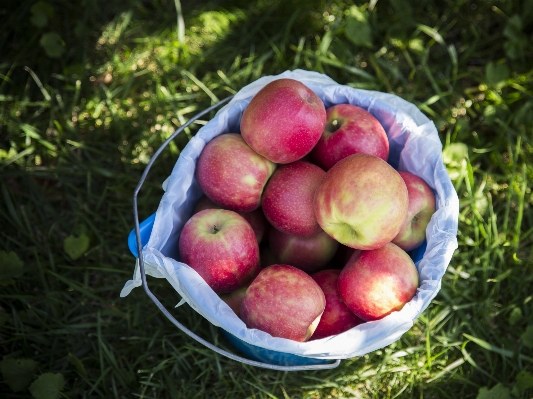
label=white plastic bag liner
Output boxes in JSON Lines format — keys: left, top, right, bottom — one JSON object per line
{"left": 121, "top": 69, "right": 459, "bottom": 359}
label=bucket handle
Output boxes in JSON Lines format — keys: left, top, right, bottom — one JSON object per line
{"left": 132, "top": 96, "right": 341, "bottom": 371}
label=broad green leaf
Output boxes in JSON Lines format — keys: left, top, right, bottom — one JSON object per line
{"left": 509, "top": 307, "right": 523, "bottom": 325}
{"left": 67, "top": 353, "right": 87, "bottom": 378}
{"left": 344, "top": 6, "right": 372, "bottom": 48}
{"left": 0, "top": 358, "right": 38, "bottom": 392}
{"left": 63, "top": 234, "right": 90, "bottom": 260}
{"left": 442, "top": 143, "right": 468, "bottom": 166}
{"left": 0, "top": 250, "right": 24, "bottom": 285}
{"left": 513, "top": 370, "right": 533, "bottom": 396}
{"left": 521, "top": 325, "right": 533, "bottom": 348}
{"left": 30, "top": 2, "right": 54, "bottom": 28}
{"left": 476, "top": 383, "right": 510, "bottom": 399}
{"left": 29, "top": 373, "right": 65, "bottom": 399}
{"left": 486, "top": 62, "right": 510, "bottom": 88}
{"left": 39, "top": 32, "right": 65, "bottom": 59}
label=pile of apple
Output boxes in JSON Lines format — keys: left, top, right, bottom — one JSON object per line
{"left": 178, "top": 78, "right": 436, "bottom": 342}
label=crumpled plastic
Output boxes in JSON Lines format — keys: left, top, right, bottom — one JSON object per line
{"left": 120, "top": 69, "right": 459, "bottom": 359}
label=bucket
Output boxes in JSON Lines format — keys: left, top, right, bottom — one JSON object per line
{"left": 122, "top": 70, "right": 459, "bottom": 371}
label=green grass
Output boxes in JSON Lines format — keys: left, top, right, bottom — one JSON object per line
{"left": 1, "top": 0, "right": 533, "bottom": 397}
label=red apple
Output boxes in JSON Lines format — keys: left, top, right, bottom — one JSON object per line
{"left": 310, "top": 104, "right": 389, "bottom": 170}
{"left": 240, "top": 264, "right": 326, "bottom": 342}
{"left": 345, "top": 247, "right": 362, "bottom": 264}
{"left": 262, "top": 161, "right": 325, "bottom": 237}
{"left": 178, "top": 209, "right": 260, "bottom": 293}
{"left": 196, "top": 133, "right": 276, "bottom": 212}
{"left": 314, "top": 153, "right": 408, "bottom": 250}
{"left": 310, "top": 269, "right": 363, "bottom": 340}
{"left": 192, "top": 195, "right": 221, "bottom": 214}
{"left": 193, "top": 195, "right": 269, "bottom": 244}
{"left": 268, "top": 228, "right": 338, "bottom": 273}
{"left": 338, "top": 243, "right": 419, "bottom": 321}
{"left": 392, "top": 171, "right": 436, "bottom": 251}
{"left": 240, "top": 78, "right": 326, "bottom": 164}
{"left": 219, "top": 285, "right": 249, "bottom": 317}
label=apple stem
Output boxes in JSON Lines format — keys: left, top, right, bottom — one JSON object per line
{"left": 326, "top": 119, "right": 341, "bottom": 134}
{"left": 212, "top": 225, "right": 220, "bottom": 234}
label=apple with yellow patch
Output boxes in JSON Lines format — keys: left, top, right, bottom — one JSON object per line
{"left": 314, "top": 153, "right": 408, "bottom": 250}
{"left": 338, "top": 243, "right": 419, "bottom": 321}
{"left": 196, "top": 133, "right": 276, "bottom": 212}
{"left": 240, "top": 264, "right": 326, "bottom": 342}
